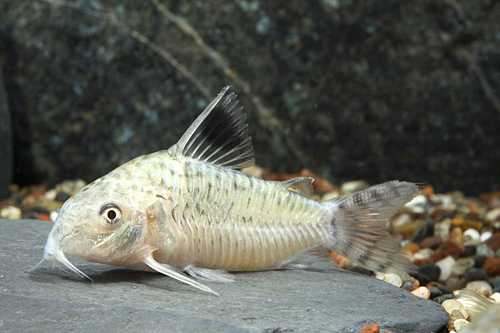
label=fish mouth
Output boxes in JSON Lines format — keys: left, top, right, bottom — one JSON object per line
{"left": 38, "top": 232, "right": 93, "bottom": 281}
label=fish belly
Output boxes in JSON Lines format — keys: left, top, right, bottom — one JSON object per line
{"left": 156, "top": 157, "right": 330, "bottom": 271}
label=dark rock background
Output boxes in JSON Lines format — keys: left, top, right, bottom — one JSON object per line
{"left": 0, "top": 66, "right": 12, "bottom": 199}
{"left": 1, "top": 0, "right": 499, "bottom": 197}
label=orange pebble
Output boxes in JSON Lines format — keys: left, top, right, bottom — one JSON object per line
{"left": 413, "top": 258, "right": 432, "bottom": 267}
{"left": 403, "top": 242, "right": 420, "bottom": 254}
{"left": 39, "top": 214, "right": 52, "bottom": 221}
{"left": 361, "top": 324, "right": 380, "bottom": 333}
{"left": 422, "top": 185, "right": 434, "bottom": 198}
{"left": 329, "top": 251, "right": 350, "bottom": 269}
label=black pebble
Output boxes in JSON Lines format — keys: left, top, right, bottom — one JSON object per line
{"left": 418, "top": 264, "right": 441, "bottom": 282}
{"left": 55, "top": 191, "right": 71, "bottom": 202}
{"left": 463, "top": 267, "right": 488, "bottom": 282}
{"left": 401, "top": 282, "right": 415, "bottom": 292}
{"left": 493, "top": 280, "right": 500, "bottom": 293}
{"left": 437, "top": 285, "right": 453, "bottom": 295}
{"left": 348, "top": 266, "right": 373, "bottom": 276}
{"left": 462, "top": 244, "right": 476, "bottom": 257}
{"left": 473, "top": 255, "right": 487, "bottom": 268}
{"left": 428, "top": 286, "right": 442, "bottom": 299}
{"left": 432, "top": 294, "right": 455, "bottom": 304}
{"left": 409, "top": 272, "right": 430, "bottom": 286}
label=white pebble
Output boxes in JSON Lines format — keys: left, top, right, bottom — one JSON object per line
{"left": 463, "top": 228, "right": 480, "bottom": 240}
{"left": 321, "top": 191, "right": 340, "bottom": 201}
{"left": 434, "top": 194, "right": 455, "bottom": 210}
{"left": 44, "top": 189, "right": 58, "bottom": 201}
{"left": 453, "top": 318, "right": 469, "bottom": 331}
{"left": 50, "top": 211, "right": 59, "bottom": 221}
{"left": 414, "top": 248, "right": 434, "bottom": 260}
{"left": 341, "top": 180, "right": 368, "bottom": 193}
{"left": 0, "top": 206, "right": 21, "bottom": 219}
{"left": 452, "top": 258, "right": 475, "bottom": 276}
{"left": 392, "top": 213, "right": 412, "bottom": 228}
{"left": 485, "top": 208, "right": 500, "bottom": 222}
{"left": 435, "top": 255, "right": 455, "bottom": 281}
{"left": 375, "top": 272, "right": 402, "bottom": 287}
{"left": 442, "top": 299, "right": 468, "bottom": 318}
{"left": 406, "top": 194, "right": 427, "bottom": 207}
{"left": 480, "top": 231, "right": 492, "bottom": 242}
{"left": 434, "top": 220, "right": 450, "bottom": 239}
{"left": 466, "top": 280, "right": 493, "bottom": 297}
{"left": 490, "top": 292, "right": 500, "bottom": 303}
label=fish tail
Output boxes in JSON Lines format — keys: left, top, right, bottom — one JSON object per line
{"left": 323, "top": 181, "right": 420, "bottom": 273}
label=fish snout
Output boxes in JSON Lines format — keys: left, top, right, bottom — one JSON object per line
{"left": 42, "top": 230, "right": 92, "bottom": 281}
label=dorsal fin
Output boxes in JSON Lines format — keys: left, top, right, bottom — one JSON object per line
{"left": 173, "top": 86, "right": 255, "bottom": 170}
{"left": 281, "top": 177, "right": 314, "bottom": 198}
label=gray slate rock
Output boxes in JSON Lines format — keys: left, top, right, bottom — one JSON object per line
{"left": 0, "top": 219, "right": 448, "bottom": 332}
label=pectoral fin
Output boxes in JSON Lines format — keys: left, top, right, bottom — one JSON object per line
{"left": 185, "top": 266, "right": 234, "bottom": 283}
{"left": 143, "top": 255, "right": 219, "bottom": 295}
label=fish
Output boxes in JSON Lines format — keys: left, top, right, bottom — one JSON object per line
{"left": 36, "top": 86, "right": 419, "bottom": 295}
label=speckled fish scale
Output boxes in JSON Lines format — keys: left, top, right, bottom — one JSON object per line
{"left": 163, "top": 158, "right": 328, "bottom": 271}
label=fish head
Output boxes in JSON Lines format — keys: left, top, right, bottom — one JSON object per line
{"left": 42, "top": 174, "right": 155, "bottom": 278}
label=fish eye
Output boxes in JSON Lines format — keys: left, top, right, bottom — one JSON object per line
{"left": 100, "top": 204, "right": 122, "bottom": 226}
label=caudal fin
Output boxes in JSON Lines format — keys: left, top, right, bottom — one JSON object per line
{"left": 324, "top": 181, "right": 419, "bottom": 273}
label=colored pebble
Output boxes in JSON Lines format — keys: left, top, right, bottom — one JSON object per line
{"left": 398, "top": 271, "right": 413, "bottom": 285}
{"left": 420, "top": 235, "right": 443, "bottom": 249}
{"left": 430, "top": 240, "right": 464, "bottom": 263}
{"left": 329, "top": 251, "right": 349, "bottom": 269}
{"left": 483, "top": 257, "right": 500, "bottom": 277}
{"left": 392, "top": 213, "right": 420, "bottom": 236}
{"left": 484, "top": 232, "right": 500, "bottom": 252}
{"left": 450, "top": 226, "right": 464, "bottom": 245}
{"left": 403, "top": 241, "right": 420, "bottom": 254}
{"left": 361, "top": 323, "right": 380, "bottom": 333}
{"left": 411, "top": 286, "right": 430, "bottom": 299}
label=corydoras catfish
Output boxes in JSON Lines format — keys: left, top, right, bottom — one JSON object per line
{"left": 37, "top": 86, "right": 419, "bottom": 295}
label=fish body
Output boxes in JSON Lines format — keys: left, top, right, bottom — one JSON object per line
{"left": 39, "top": 87, "right": 419, "bottom": 294}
